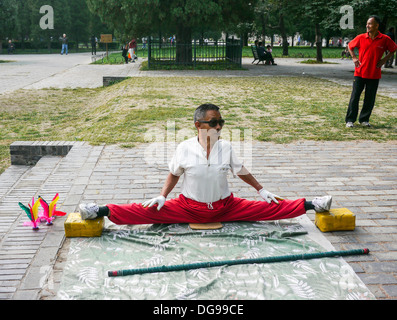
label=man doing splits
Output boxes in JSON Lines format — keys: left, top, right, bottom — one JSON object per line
{"left": 79, "top": 104, "right": 332, "bottom": 225}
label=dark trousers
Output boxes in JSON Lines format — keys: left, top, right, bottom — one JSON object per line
{"left": 345, "top": 76, "right": 379, "bottom": 123}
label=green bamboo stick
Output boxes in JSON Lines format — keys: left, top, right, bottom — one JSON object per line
{"left": 108, "top": 248, "right": 369, "bottom": 277}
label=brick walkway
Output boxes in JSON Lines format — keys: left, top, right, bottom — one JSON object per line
{"left": 1, "top": 140, "right": 396, "bottom": 299}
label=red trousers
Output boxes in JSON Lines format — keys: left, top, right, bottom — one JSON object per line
{"left": 107, "top": 194, "right": 306, "bottom": 225}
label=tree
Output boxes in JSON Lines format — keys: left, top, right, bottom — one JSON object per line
{"left": 298, "top": 0, "right": 339, "bottom": 62}
{"left": 1, "top": 0, "right": 112, "bottom": 52}
{"left": 0, "top": 0, "right": 18, "bottom": 53}
{"left": 348, "top": 0, "right": 397, "bottom": 32}
{"left": 28, "top": 0, "right": 71, "bottom": 51}
{"left": 15, "top": 0, "right": 33, "bottom": 49}
{"left": 69, "top": 0, "right": 90, "bottom": 50}
{"left": 270, "top": 1, "right": 297, "bottom": 55}
{"left": 86, "top": 0, "right": 258, "bottom": 64}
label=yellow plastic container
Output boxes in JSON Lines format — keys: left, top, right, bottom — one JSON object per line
{"left": 64, "top": 212, "right": 105, "bottom": 237}
{"left": 315, "top": 208, "right": 356, "bottom": 232}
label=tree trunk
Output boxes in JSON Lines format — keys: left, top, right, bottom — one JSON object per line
{"left": 315, "top": 23, "right": 323, "bottom": 62}
{"left": 243, "top": 32, "right": 248, "bottom": 46}
{"left": 279, "top": 13, "right": 288, "bottom": 56}
{"left": 380, "top": 15, "right": 387, "bottom": 33}
{"left": 260, "top": 14, "right": 266, "bottom": 44}
{"left": 176, "top": 24, "right": 192, "bottom": 65}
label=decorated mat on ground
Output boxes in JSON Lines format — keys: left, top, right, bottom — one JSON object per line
{"left": 57, "top": 220, "right": 374, "bottom": 300}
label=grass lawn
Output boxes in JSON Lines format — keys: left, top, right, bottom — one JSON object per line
{"left": 0, "top": 76, "right": 396, "bottom": 174}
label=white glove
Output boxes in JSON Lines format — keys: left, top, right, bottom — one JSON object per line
{"left": 258, "top": 188, "right": 282, "bottom": 204}
{"left": 142, "top": 195, "right": 166, "bottom": 211}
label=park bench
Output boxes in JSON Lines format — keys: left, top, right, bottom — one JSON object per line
{"left": 251, "top": 45, "right": 267, "bottom": 65}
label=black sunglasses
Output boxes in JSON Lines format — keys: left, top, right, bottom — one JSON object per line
{"left": 198, "top": 119, "right": 225, "bottom": 127}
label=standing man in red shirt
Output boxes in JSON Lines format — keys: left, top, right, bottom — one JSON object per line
{"left": 345, "top": 15, "right": 397, "bottom": 128}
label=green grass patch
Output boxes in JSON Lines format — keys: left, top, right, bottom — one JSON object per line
{"left": 0, "top": 76, "right": 395, "bottom": 174}
{"left": 299, "top": 59, "right": 339, "bottom": 64}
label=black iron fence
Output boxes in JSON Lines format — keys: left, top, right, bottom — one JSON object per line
{"left": 148, "top": 37, "right": 242, "bottom": 69}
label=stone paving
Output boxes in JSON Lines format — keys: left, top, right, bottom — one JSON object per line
{"left": 1, "top": 140, "right": 396, "bottom": 300}
{"left": 0, "top": 52, "right": 396, "bottom": 300}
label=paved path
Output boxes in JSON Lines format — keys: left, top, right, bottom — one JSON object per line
{"left": 1, "top": 53, "right": 396, "bottom": 98}
{"left": 0, "top": 52, "right": 396, "bottom": 300}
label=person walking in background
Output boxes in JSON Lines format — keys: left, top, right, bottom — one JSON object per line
{"left": 7, "top": 40, "right": 15, "bottom": 54}
{"left": 122, "top": 44, "right": 129, "bottom": 64}
{"left": 91, "top": 35, "right": 97, "bottom": 55}
{"left": 129, "top": 38, "right": 137, "bottom": 62}
{"left": 61, "top": 34, "right": 68, "bottom": 55}
{"left": 345, "top": 16, "right": 397, "bottom": 128}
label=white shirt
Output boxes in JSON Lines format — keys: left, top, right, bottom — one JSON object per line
{"left": 169, "top": 137, "right": 244, "bottom": 203}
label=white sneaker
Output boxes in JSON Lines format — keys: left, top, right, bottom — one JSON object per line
{"left": 346, "top": 122, "right": 354, "bottom": 128}
{"left": 79, "top": 203, "right": 99, "bottom": 220}
{"left": 312, "top": 195, "right": 332, "bottom": 213}
{"left": 360, "top": 122, "right": 371, "bottom": 127}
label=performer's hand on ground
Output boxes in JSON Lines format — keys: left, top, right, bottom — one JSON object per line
{"left": 258, "top": 188, "right": 282, "bottom": 205}
{"left": 142, "top": 195, "right": 166, "bottom": 211}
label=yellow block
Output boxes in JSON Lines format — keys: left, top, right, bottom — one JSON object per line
{"left": 315, "top": 208, "right": 356, "bottom": 232}
{"left": 64, "top": 212, "right": 104, "bottom": 237}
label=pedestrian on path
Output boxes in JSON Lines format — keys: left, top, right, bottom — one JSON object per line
{"left": 345, "top": 15, "right": 397, "bottom": 128}
{"left": 91, "top": 35, "right": 97, "bottom": 55}
{"left": 79, "top": 104, "right": 333, "bottom": 225}
{"left": 121, "top": 44, "right": 129, "bottom": 64}
{"left": 7, "top": 40, "right": 15, "bottom": 54}
{"left": 61, "top": 34, "right": 68, "bottom": 55}
{"left": 128, "top": 38, "right": 137, "bottom": 62}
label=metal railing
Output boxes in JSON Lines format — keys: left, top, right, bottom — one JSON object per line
{"left": 148, "top": 37, "right": 242, "bottom": 69}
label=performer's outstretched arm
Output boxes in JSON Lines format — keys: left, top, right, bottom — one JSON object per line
{"left": 237, "top": 166, "right": 281, "bottom": 204}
